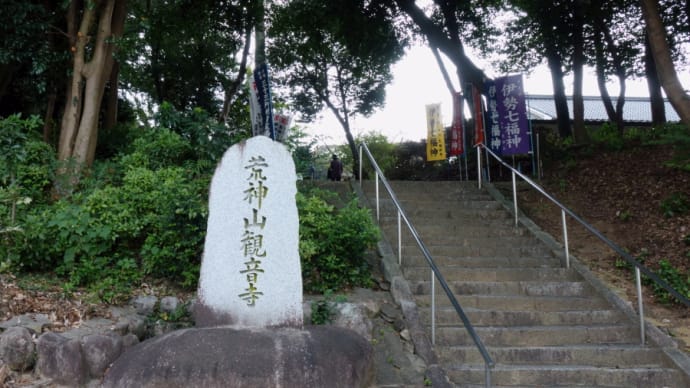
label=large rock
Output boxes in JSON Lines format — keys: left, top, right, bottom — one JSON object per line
{"left": 81, "top": 333, "right": 123, "bottom": 378}
{"left": 35, "top": 332, "right": 87, "bottom": 386}
{"left": 102, "top": 325, "right": 373, "bottom": 388}
{"left": 333, "top": 303, "right": 373, "bottom": 342}
{"left": 0, "top": 326, "right": 35, "bottom": 371}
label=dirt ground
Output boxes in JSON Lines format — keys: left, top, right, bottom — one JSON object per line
{"left": 508, "top": 144, "right": 690, "bottom": 352}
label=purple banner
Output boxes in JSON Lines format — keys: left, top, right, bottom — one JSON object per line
{"left": 485, "top": 74, "right": 531, "bottom": 156}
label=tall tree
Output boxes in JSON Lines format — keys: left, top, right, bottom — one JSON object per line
{"left": 57, "top": 0, "right": 127, "bottom": 186}
{"left": 122, "top": 0, "right": 254, "bottom": 115}
{"left": 645, "top": 36, "right": 667, "bottom": 125}
{"left": 497, "top": 0, "right": 574, "bottom": 138}
{"left": 572, "top": 0, "right": 587, "bottom": 143}
{"left": 391, "top": 0, "right": 497, "bottom": 120}
{"left": 640, "top": 0, "right": 690, "bottom": 128}
{"left": 269, "top": 0, "right": 406, "bottom": 174}
{"left": 589, "top": 0, "right": 642, "bottom": 133}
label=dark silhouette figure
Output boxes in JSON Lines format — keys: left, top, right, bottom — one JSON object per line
{"left": 328, "top": 154, "right": 343, "bottom": 181}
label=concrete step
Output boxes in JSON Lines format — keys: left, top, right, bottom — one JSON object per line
{"left": 446, "top": 364, "right": 685, "bottom": 387}
{"left": 438, "top": 344, "right": 672, "bottom": 367}
{"left": 408, "top": 280, "right": 594, "bottom": 297}
{"left": 413, "top": 294, "right": 613, "bottom": 311}
{"left": 380, "top": 224, "right": 529, "bottom": 238}
{"left": 403, "top": 267, "right": 580, "bottom": 282}
{"left": 376, "top": 207, "right": 512, "bottom": 222}
{"left": 419, "top": 307, "right": 628, "bottom": 327}
{"left": 400, "top": 244, "right": 553, "bottom": 258}
{"left": 394, "top": 235, "right": 543, "bottom": 249}
{"left": 397, "top": 255, "right": 561, "bottom": 268}
{"left": 377, "top": 199, "right": 502, "bottom": 212}
{"left": 434, "top": 324, "right": 639, "bottom": 347}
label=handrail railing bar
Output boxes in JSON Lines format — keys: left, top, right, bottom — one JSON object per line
{"left": 480, "top": 145, "right": 690, "bottom": 308}
{"left": 359, "top": 143, "right": 495, "bottom": 373}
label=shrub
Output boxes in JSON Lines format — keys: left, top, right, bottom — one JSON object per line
{"left": 298, "top": 192, "right": 379, "bottom": 293}
{"left": 660, "top": 192, "right": 689, "bottom": 218}
{"left": 588, "top": 123, "right": 624, "bottom": 151}
{"left": 652, "top": 260, "right": 690, "bottom": 305}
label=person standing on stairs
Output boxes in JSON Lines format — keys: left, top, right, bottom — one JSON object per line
{"left": 328, "top": 154, "right": 343, "bottom": 181}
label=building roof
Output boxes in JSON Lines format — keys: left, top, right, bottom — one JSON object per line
{"left": 526, "top": 95, "right": 680, "bottom": 123}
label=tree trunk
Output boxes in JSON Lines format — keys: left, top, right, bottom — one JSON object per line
{"left": 43, "top": 92, "right": 57, "bottom": 145}
{"left": 645, "top": 36, "right": 666, "bottom": 126}
{"left": 545, "top": 47, "right": 572, "bottom": 138}
{"left": 393, "top": 0, "right": 487, "bottom": 90}
{"left": 593, "top": 15, "right": 626, "bottom": 133}
{"left": 56, "top": 0, "right": 126, "bottom": 194}
{"left": 220, "top": 26, "right": 251, "bottom": 123}
{"left": 572, "top": 0, "right": 587, "bottom": 143}
{"left": 103, "top": 60, "right": 120, "bottom": 131}
{"left": 640, "top": 0, "right": 690, "bottom": 128}
{"left": 58, "top": 1, "right": 93, "bottom": 163}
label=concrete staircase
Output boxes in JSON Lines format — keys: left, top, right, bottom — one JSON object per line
{"left": 360, "top": 180, "right": 690, "bottom": 387}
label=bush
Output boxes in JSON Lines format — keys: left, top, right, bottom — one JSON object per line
{"left": 298, "top": 191, "right": 379, "bottom": 293}
{"left": 660, "top": 192, "right": 689, "bottom": 218}
{"left": 588, "top": 123, "right": 624, "bottom": 151}
{"left": 652, "top": 260, "right": 690, "bottom": 305}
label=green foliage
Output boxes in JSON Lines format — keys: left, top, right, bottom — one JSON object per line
{"left": 155, "top": 102, "right": 250, "bottom": 163}
{"left": 0, "top": 114, "right": 42, "bottom": 183}
{"left": 269, "top": 0, "right": 405, "bottom": 121}
{"left": 588, "top": 123, "right": 624, "bottom": 151}
{"left": 651, "top": 260, "right": 690, "bottom": 305}
{"left": 310, "top": 290, "right": 346, "bottom": 325}
{"left": 644, "top": 125, "right": 690, "bottom": 172}
{"left": 660, "top": 192, "right": 689, "bottom": 218}
{"left": 348, "top": 131, "right": 397, "bottom": 179}
{"left": 298, "top": 191, "right": 379, "bottom": 293}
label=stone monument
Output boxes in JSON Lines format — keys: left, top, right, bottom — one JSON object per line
{"left": 195, "top": 135, "right": 303, "bottom": 328}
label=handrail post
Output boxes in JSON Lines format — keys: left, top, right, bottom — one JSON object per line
{"left": 375, "top": 173, "right": 380, "bottom": 222}
{"left": 358, "top": 144, "right": 363, "bottom": 187}
{"left": 477, "top": 146, "right": 482, "bottom": 189}
{"left": 561, "top": 210, "right": 570, "bottom": 268}
{"left": 431, "top": 269, "right": 436, "bottom": 345}
{"left": 397, "top": 211, "right": 402, "bottom": 265}
{"left": 512, "top": 171, "right": 518, "bottom": 227}
{"left": 635, "top": 267, "right": 646, "bottom": 344}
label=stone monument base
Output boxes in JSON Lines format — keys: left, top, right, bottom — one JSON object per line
{"left": 101, "top": 325, "right": 373, "bottom": 388}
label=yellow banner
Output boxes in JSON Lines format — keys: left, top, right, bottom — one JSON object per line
{"left": 426, "top": 104, "right": 447, "bottom": 161}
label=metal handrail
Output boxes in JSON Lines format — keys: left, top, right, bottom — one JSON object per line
{"left": 358, "top": 143, "right": 494, "bottom": 387}
{"left": 477, "top": 144, "right": 690, "bottom": 344}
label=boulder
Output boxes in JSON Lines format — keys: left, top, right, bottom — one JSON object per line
{"left": 159, "top": 296, "right": 180, "bottom": 314}
{"left": 0, "top": 313, "right": 51, "bottom": 333}
{"left": 81, "top": 333, "right": 124, "bottom": 378}
{"left": 35, "top": 332, "right": 87, "bottom": 386}
{"left": 0, "top": 326, "right": 35, "bottom": 371}
{"left": 131, "top": 295, "right": 158, "bottom": 316}
{"left": 102, "top": 326, "right": 373, "bottom": 388}
{"left": 333, "top": 303, "right": 373, "bottom": 341}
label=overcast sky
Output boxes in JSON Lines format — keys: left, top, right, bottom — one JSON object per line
{"left": 304, "top": 44, "right": 688, "bottom": 144}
